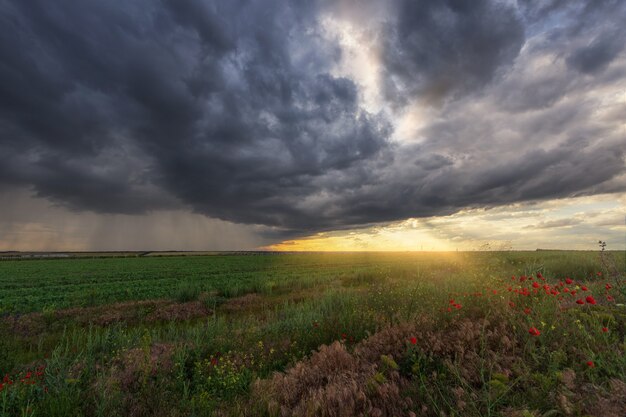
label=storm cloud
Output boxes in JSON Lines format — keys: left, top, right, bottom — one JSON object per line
{"left": 0, "top": 0, "right": 624, "bottom": 240}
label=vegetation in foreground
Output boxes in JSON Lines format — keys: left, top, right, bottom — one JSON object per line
{"left": 0, "top": 250, "right": 625, "bottom": 416}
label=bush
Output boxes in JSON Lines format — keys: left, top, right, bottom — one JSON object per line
{"left": 174, "top": 281, "right": 201, "bottom": 303}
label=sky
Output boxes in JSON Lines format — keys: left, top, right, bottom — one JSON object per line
{"left": 0, "top": 0, "right": 625, "bottom": 251}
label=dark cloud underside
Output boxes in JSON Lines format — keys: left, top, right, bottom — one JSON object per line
{"left": 0, "top": 0, "right": 624, "bottom": 237}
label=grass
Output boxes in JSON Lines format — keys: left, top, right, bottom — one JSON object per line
{"left": 0, "top": 251, "right": 624, "bottom": 416}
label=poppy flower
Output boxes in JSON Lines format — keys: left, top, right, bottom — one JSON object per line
{"left": 605, "top": 283, "right": 612, "bottom": 290}
{"left": 576, "top": 299, "right": 585, "bottom": 305}
{"left": 509, "top": 301, "right": 515, "bottom": 308}
{"left": 455, "top": 303, "right": 462, "bottom": 309}
{"left": 528, "top": 327, "right": 541, "bottom": 336}
{"left": 449, "top": 299, "right": 455, "bottom": 304}
{"left": 524, "top": 308, "right": 531, "bottom": 315}
{"left": 602, "top": 327, "right": 608, "bottom": 333}
{"left": 532, "top": 282, "right": 540, "bottom": 288}
{"left": 585, "top": 296, "right": 596, "bottom": 305}
{"left": 410, "top": 337, "right": 417, "bottom": 345}
{"left": 565, "top": 278, "right": 573, "bottom": 284}
{"left": 586, "top": 361, "right": 595, "bottom": 368}
{"left": 607, "top": 295, "right": 614, "bottom": 302}
{"left": 596, "top": 272, "right": 602, "bottom": 276}
{"left": 581, "top": 285, "right": 588, "bottom": 291}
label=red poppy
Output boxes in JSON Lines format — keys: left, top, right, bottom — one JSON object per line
{"left": 602, "top": 327, "right": 608, "bottom": 333}
{"left": 455, "top": 303, "right": 462, "bottom": 309}
{"left": 585, "top": 296, "right": 596, "bottom": 305}
{"left": 607, "top": 295, "right": 614, "bottom": 302}
{"left": 576, "top": 299, "right": 585, "bottom": 305}
{"left": 410, "top": 337, "right": 417, "bottom": 345}
{"left": 536, "top": 272, "right": 543, "bottom": 280}
{"left": 586, "top": 361, "right": 595, "bottom": 368}
{"left": 532, "top": 282, "right": 540, "bottom": 288}
{"left": 509, "top": 301, "right": 515, "bottom": 308}
{"left": 605, "top": 283, "right": 612, "bottom": 290}
{"left": 565, "top": 278, "right": 573, "bottom": 284}
{"left": 449, "top": 299, "right": 455, "bottom": 304}
{"left": 528, "top": 327, "right": 541, "bottom": 336}
{"left": 523, "top": 308, "right": 531, "bottom": 315}
{"left": 596, "top": 272, "right": 602, "bottom": 276}
{"left": 581, "top": 285, "right": 588, "bottom": 291}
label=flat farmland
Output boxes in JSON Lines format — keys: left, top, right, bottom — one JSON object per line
{"left": 0, "top": 251, "right": 625, "bottom": 417}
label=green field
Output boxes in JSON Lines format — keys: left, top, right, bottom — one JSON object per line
{"left": 1, "top": 251, "right": 625, "bottom": 416}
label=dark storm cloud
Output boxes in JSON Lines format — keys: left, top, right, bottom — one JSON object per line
{"left": 0, "top": 0, "right": 624, "bottom": 238}
{"left": 382, "top": 0, "right": 525, "bottom": 104}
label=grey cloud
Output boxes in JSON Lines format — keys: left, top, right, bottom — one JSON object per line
{"left": 382, "top": 0, "right": 525, "bottom": 105}
{"left": 567, "top": 34, "right": 624, "bottom": 74}
{"left": 0, "top": 0, "right": 624, "bottom": 241}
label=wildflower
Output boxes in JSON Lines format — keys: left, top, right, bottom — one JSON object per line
{"left": 581, "top": 285, "right": 588, "bottom": 291}
{"left": 509, "top": 301, "right": 515, "bottom": 308}
{"left": 449, "top": 299, "right": 455, "bottom": 305}
{"left": 585, "top": 296, "right": 596, "bottom": 305}
{"left": 596, "top": 272, "right": 602, "bottom": 276}
{"left": 532, "top": 282, "right": 540, "bottom": 288}
{"left": 605, "top": 283, "right": 612, "bottom": 290}
{"left": 586, "top": 361, "right": 595, "bottom": 368}
{"left": 602, "top": 327, "right": 608, "bottom": 333}
{"left": 455, "top": 303, "right": 462, "bottom": 309}
{"left": 410, "top": 337, "right": 417, "bottom": 345}
{"left": 537, "top": 272, "right": 543, "bottom": 280}
{"left": 524, "top": 308, "right": 531, "bottom": 315}
{"left": 565, "top": 278, "right": 573, "bottom": 284}
{"left": 528, "top": 327, "right": 541, "bottom": 336}
{"left": 576, "top": 299, "right": 585, "bottom": 305}
{"left": 607, "top": 295, "right": 614, "bottom": 302}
